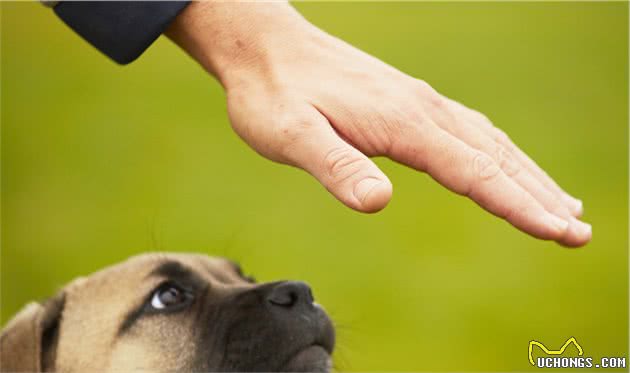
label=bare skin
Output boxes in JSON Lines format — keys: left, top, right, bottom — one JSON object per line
{"left": 166, "top": 1, "right": 591, "bottom": 247}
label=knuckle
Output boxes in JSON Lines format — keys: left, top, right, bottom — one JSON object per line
{"left": 492, "top": 128, "right": 508, "bottom": 141}
{"left": 351, "top": 107, "right": 409, "bottom": 156}
{"left": 429, "top": 92, "right": 446, "bottom": 109}
{"left": 466, "top": 109, "right": 493, "bottom": 130}
{"left": 376, "top": 110, "right": 408, "bottom": 155}
{"left": 502, "top": 202, "right": 532, "bottom": 222}
{"left": 475, "top": 110, "right": 492, "bottom": 125}
{"left": 323, "top": 147, "right": 366, "bottom": 182}
{"left": 472, "top": 152, "right": 501, "bottom": 182}
{"left": 383, "top": 113, "right": 406, "bottom": 136}
{"left": 414, "top": 79, "right": 444, "bottom": 108}
{"left": 415, "top": 79, "right": 434, "bottom": 93}
{"left": 492, "top": 128, "right": 513, "bottom": 147}
{"left": 495, "top": 145, "right": 521, "bottom": 176}
{"left": 502, "top": 204, "right": 519, "bottom": 221}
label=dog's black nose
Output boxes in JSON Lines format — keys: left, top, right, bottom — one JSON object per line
{"left": 267, "top": 281, "right": 314, "bottom": 308}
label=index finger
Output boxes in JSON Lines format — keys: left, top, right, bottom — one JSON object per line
{"left": 444, "top": 97, "right": 584, "bottom": 217}
{"left": 391, "top": 120, "right": 575, "bottom": 243}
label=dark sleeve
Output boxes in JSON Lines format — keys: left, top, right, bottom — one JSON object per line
{"left": 53, "top": 1, "right": 190, "bottom": 65}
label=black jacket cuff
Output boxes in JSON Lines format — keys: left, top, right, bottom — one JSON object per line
{"left": 54, "top": 1, "right": 190, "bottom": 65}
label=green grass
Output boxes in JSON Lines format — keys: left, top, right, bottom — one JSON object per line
{"left": 1, "top": 2, "right": 628, "bottom": 371}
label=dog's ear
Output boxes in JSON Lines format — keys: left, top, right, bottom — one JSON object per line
{"left": 1, "top": 292, "right": 65, "bottom": 372}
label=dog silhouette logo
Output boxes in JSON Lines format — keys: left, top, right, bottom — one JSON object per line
{"left": 528, "top": 337, "right": 584, "bottom": 366}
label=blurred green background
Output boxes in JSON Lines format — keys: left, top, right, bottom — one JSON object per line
{"left": 1, "top": 2, "right": 628, "bottom": 371}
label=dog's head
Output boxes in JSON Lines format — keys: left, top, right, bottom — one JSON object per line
{"left": 1, "top": 253, "right": 335, "bottom": 372}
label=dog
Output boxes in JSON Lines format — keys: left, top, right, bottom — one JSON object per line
{"left": 0, "top": 253, "right": 335, "bottom": 372}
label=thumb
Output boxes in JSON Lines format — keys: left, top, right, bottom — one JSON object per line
{"left": 281, "top": 110, "right": 392, "bottom": 213}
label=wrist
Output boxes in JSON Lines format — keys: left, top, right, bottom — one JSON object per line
{"left": 166, "top": 1, "right": 316, "bottom": 87}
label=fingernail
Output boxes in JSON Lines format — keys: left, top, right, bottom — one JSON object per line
{"left": 354, "top": 178, "right": 383, "bottom": 203}
{"left": 562, "top": 195, "right": 583, "bottom": 216}
{"left": 546, "top": 214, "right": 570, "bottom": 233}
{"left": 570, "top": 217, "right": 592, "bottom": 239}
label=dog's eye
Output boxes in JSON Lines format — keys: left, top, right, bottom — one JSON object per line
{"left": 150, "top": 284, "right": 190, "bottom": 310}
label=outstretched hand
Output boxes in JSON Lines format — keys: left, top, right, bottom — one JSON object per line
{"left": 167, "top": 1, "right": 591, "bottom": 247}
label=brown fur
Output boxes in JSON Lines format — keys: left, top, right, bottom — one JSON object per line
{"left": 52, "top": 254, "right": 244, "bottom": 372}
{"left": 2, "top": 253, "right": 334, "bottom": 372}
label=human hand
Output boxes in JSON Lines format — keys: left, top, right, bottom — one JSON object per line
{"left": 167, "top": 1, "right": 591, "bottom": 247}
